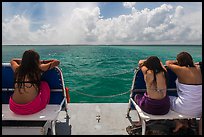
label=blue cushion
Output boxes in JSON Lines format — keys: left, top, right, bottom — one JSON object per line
{"left": 2, "top": 65, "right": 65, "bottom": 105}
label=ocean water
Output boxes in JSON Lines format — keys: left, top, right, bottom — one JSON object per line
{"left": 2, "top": 45, "right": 202, "bottom": 103}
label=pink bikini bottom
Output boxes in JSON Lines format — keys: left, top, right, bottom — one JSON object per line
{"left": 9, "top": 81, "right": 50, "bottom": 115}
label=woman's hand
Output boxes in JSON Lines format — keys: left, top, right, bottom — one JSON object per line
{"left": 165, "top": 60, "right": 178, "bottom": 66}
{"left": 52, "top": 59, "right": 60, "bottom": 66}
{"left": 138, "top": 60, "right": 146, "bottom": 68}
{"left": 195, "top": 62, "right": 202, "bottom": 66}
{"left": 11, "top": 58, "right": 22, "bottom": 64}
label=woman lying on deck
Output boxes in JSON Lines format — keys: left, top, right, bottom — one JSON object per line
{"left": 9, "top": 49, "right": 60, "bottom": 115}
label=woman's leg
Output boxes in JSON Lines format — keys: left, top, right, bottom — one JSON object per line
{"left": 173, "top": 119, "right": 188, "bottom": 133}
{"left": 173, "top": 120, "right": 184, "bottom": 132}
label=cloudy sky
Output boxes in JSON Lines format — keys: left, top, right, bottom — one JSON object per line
{"left": 2, "top": 2, "right": 202, "bottom": 45}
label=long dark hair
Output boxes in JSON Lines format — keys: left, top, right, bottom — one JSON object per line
{"left": 142, "top": 56, "right": 168, "bottom": 85}
{"left": 177, "top": 52, "right": 195, "bottom": 67}
{"left": 15, "top": 50, "right": 41, "bottom": 92}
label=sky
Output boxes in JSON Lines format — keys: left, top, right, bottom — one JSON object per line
{"left": 2, "top": 2, "right": 202, "bottom": 45}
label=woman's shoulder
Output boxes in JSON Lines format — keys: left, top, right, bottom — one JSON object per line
{"left": 169, "top": 65, "right": 189, "bottom": 76}
{"left": 188, "top": 66, "right": 202, "bottom": 74}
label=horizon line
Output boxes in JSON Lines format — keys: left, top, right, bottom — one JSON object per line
{"left": 2, "top": 44, "right": 202, "bottom": 46}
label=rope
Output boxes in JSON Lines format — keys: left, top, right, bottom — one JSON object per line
{"left": 62, "top": 67, "right": 134, "bottom": 77}
{"left": 63, "top": 68, "right": 136, "bottom": 98}
{"left": 70, "top": 90, "right": 130, "bottom": 98}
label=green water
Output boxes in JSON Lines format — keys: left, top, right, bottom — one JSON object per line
{"left": 2, "top": 45, "right": 202, "bottom": 103}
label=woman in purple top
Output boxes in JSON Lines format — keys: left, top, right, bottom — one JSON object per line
{"left": 134, "top": 56, "right": 170, "bottom": 115}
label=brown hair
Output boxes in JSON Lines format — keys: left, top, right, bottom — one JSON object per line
{"left": 142, "top": 56, "right": 168, "bottom": 85}
{"left": 15, "top": 50, "right": 41, "bottom": 93}
{"left": 176, "top": 52, "right": 195, "bottom": 67}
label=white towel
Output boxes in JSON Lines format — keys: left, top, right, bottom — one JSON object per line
{"left": 169, "top": 79, "right": 202, "bottom": 117}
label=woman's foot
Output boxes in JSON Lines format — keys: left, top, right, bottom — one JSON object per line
{"left": 173, "top": 120, "right": 189, "bottom": 133}
{"left": 173, "top": 121, "right": 184, "bottom": 133}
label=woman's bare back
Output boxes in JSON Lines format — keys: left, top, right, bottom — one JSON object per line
{"left": 12, "top": 78, "right": 39, "bottom": 104}
{"left": 177, "top": 66, "right": 202, "bottom": 85}
{"left": 145, "top": 70, "right": 167, "bottom": 100}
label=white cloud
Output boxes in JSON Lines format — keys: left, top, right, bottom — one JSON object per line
{"left": 123, "top": 2, "right": 136, "bottom": 8}
{"left": 2, "top": 3, "right": 202, "bottom": 45}
{"left": 174, "top": 6, "right": 184, "bottom": 18}
{"left": 2, "top": 15, "right": 32, "bottom": 44}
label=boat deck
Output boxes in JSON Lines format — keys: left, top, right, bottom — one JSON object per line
{"left": 56, "top": 103, "right": 139, "bottom": 135}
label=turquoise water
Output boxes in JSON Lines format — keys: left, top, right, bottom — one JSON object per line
{"left": 2, "top": 45, "right": 202, "bottom": 103}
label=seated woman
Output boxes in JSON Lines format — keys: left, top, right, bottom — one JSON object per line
{"left": 166, "top": 52, "right": 202, "bottom": 132}
{"left": 9, "top": 49, "right": 60, "bottom": 115}
{"left": 134, "top": 56, "right": 170, "bottom": 115}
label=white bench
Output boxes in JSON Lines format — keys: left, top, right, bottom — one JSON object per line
{"left": 2, "top": 104, "right": 62, "bottom": 121}
{"left": 2, "top": 103, "right": 63, "bottom": 135}
{"left": 130, "top": 98, "right": 197, "bottom": 135}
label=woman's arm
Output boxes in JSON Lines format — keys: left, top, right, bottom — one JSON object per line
{"left": 195, "top": 62, "right": 202, "bottom": 75}
{"left": 39, "top": 59, "right": 60, "bottom": 72}
{"left": 138, "top": 60, "right": 146, "bottom": 68}
{"left": 165, "top": 60, "right": 178, "bottom": 66}
{"left": 138, "top": 60, "right": 148, "bottom": 82}
{"left": 138, "top": 59, "right": 148, "bottom": 73}
{"left": 40, "top": 60, "right": 55, "bottom": 64}
{"left": 160, "top": 61, "right": 167, "bottom": 72}
{"left": 195, "top": 62, "right": 202, "bottom": 66}
{"left": 165, "top": 60, "right": 183, "bottom": 76}
{"left": 10, "top": 58, "right": 22, "bottom": 64}
{"left": 10, "top": 58, "right": 21, "bottom": 72}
